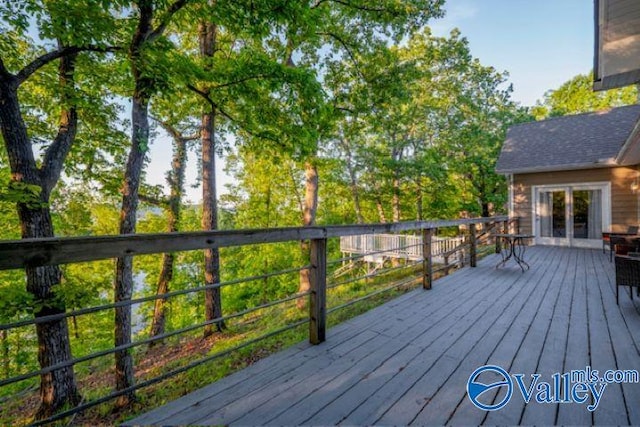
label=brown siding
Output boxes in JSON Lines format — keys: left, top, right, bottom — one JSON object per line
{"left": 512, "top": 167, "right": 638, "bottom": 235}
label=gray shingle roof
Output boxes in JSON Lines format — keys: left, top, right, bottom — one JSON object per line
{"left": 496, "top": 104, "right": 640, "bottom": 173}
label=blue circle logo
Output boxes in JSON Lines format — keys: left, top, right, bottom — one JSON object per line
{"left": 467, "top": 365, "right": 513, "bottom": 411}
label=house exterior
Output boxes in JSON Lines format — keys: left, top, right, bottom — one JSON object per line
{"left": 496, "top": 104, "right": 640, "bottom": 248}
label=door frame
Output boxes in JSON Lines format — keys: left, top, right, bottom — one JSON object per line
{"left": 532, "top": 182, "right": 611, "bottom": 248}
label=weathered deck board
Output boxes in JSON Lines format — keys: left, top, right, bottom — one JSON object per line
{"left": 482, "top": 245, "right": 569, "bottom": 425}
{"left": 126, "top": 247, "right": 640, "bottom": 426}
{"left": 436, "top": 245, "right": 566, "bottom": 425}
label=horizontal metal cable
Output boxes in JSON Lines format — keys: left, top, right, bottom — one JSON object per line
{"left": 328, "top": 261, "right": 422, "bottom": 290}
{"left": 31, "top": 318, "right": 310, "bottom": 427}
{"left": 432, "top": 264, "right": 463, "bottom": 275}
{"left": 1, "top": 264, "right": 309, "bottom": 331}
{"left": 0, "top": 290, "right": 310, "bottom": 388}
{"left": 327, "top": 275, "right": 422, "bottom": 314}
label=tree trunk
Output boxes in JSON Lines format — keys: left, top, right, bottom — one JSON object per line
{"left": 202, "top": 108, "right": 224, "bottom": 335}
{"left": 0, "top": 57, "right": 81, "bottom": 419}
{"left": 149, "top": 127, "right": 188, "bottom": 344}
{"left": 114, "top": 82, "right": 150, "bottom": 407}
{"left": 392, "top": 175, "right": 401, "bottom": 222}
{"left": 112, "top": 0, "right": 176, "bottom": 405}
{"left": 481, "top": 202, "right": 490, "bottom": 218}
{"left": 199, "top": 17, "right": 224, "bottom": 336}
{"left": 375, "top": 195, "right": 387, "bottom": 223}
{"left": 303, "top": 161, "right": 319, "bottom": 226}
{"left": 416, "top": 188, "right": 423, "bottom": 221}
{"left": 297, "top": 161, "right": 319, "bottom": 309}
{"left": 149, "top": 253, "right": 173, "bottom": 343}
{"left": 391, "top": 144, "right": 402, "bottom": 223}
{"left": 391, "top": 173, "right": 401, "bottom": 266}
{"left": 341, "top": 139, "right": 364, "bottom": 224}
{"left": 347, "top": 161, "right": 364, "bottom": 224}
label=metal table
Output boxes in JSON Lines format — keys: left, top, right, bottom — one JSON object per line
{"left": 494, "top": 233, "right": 534, "bottom": 272}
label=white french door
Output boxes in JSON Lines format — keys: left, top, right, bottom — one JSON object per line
{"left": 533, "top": 183, "right": 611, "bottom": 248}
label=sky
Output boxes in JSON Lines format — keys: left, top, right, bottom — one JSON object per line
{"left": 145, "top": 0, "right": 596, "bottom": 203}
{"left": 430, "top": 0, "right": 594, "bottom": 106}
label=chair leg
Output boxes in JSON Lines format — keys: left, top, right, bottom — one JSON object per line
{"left": 617, "top": 285, "right": 619, "bottom": 305}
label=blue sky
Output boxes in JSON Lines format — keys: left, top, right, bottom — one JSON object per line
{"left": 148, "top": 0, "right": 596, "bottom": 202}
{"left": 431, "top": 0, "right": 594, "bottom": 106}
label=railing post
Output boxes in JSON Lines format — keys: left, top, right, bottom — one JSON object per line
{"left": 309, "top": 238, "right": 327, "bottom": 344}
{"left": 470, "top": 223, "right": 477, "bottom": 267}
{"left": 422, "top": 228, "right": 433, "bottom": 290}
{"left": 495, "top": 220, "right": 504, "bottom": 253}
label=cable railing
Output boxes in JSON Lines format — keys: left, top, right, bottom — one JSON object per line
{"left": 0, "top": 216, "right": 515, "bottom": 425}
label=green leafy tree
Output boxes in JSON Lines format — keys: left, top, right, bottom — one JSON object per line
{"left": 113, "top": 0, "right": 190, "bottom": 406}
{"left": 533, "top": 72, "right": 638, "bottom": 119}
{"left": 445, "top": 58, "right": 531, "bottom": 217}
{"left": 0, "top": 0, "right": 122, "bottom": 417}
{"left": 272, "top": 0, "right": 447, "bottom": 305}
{"left": 324, "top": 28, "right": 479, "bottom": 223}
{"left": 145, "top": 115, "right": 198, "bottom": 344}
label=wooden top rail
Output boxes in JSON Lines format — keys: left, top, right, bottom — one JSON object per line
{"left": 0, "top": 216, "right": 509, "bottom": 271}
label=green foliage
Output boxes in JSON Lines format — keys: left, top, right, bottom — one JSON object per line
{"left": 0, "top": 181, "right": 45, "bottom": 210}
{"left": 0, "top": 277, "right": 33, "bottom": 321}
{"left": 533, "top": 72, "right": 638, "bottom": 119}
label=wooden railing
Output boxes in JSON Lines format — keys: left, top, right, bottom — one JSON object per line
{"left": 0, "top": 215, "right": 516, "bottom": 424}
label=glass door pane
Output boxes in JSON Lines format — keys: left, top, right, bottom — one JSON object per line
{"left": 572, "top": 189, "right": 602, "bottom": 240}
{"left": 540, "top": 190, "right": 566, "bottom": 238}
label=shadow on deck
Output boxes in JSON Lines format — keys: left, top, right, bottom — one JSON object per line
{"left": 127, "top": 246, "right": 640, "bottom": 426}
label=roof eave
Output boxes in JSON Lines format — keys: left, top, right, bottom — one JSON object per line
{"left": 496, "top": 161, "right": 618, "bottom": 175}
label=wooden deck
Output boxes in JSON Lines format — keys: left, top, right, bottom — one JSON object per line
{"left": 127, "top": 246, "right": 640, "bottom": 426}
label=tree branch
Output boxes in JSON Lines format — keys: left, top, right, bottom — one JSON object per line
{"left": 186, "top": 84, "right": 284, "bottom": 147}
{"left": 186, "top": 84, "right": 213, "bottom": 107}
{"left": 139, "top": 193, "right": 168, "bottom": 207}
{"left": 213, "top": 73, "right": 277, "bottom": 90}
{"left": 334, "top": 105, "right": 356, "bottom": 115}
{"left": 0, "top": 56, "right": 14, "bottom": 81}
{"left": 310, "top": 0, "right": 330, "bottom": 9}
{"left": 40, "top": 51, "right": 78, "bottom": 198}
{"left": 148, "top": 0, "right": 190, "bottom": 43}
{"left": 323, "top": 0, "right": 386, "bottom": 13}
{"left": 150, "top": 115, "right": 200, "bottom": 144}
{"left": 316, "top": 31, "right": 367, "bottom": 82}
{"left": 15, "top": 45, "right": 119, "bottom": 86}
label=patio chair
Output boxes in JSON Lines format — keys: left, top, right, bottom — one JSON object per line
{"left": 605, "top": 226, "right": 640, "bottom": 259}
{"left": 614, "top": 243, "right": 638, "bottom": 256}
{"left": 614, "top": 254, "right": 640, "bottom": 304}
{"left": 610, "top": 236, "right": 639, "bottom": 261}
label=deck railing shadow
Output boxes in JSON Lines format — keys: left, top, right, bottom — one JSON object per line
{"left": 0, "top": 215, "right": 517, "bottom": 424}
